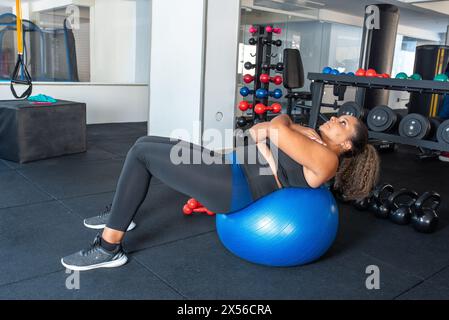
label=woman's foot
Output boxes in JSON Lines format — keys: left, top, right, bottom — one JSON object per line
{"left": 61, "top": 234, "right": 128, "bottom": 271}
{"left": 83, "top": 204, "right": 136, "bottom": 231}
{"left": 439, "top": 151, "right": 449, "bottom": 163}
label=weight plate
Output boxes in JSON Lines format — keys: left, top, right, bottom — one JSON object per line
{"left": 367, "top": 106, "right": 397, "bottom": 132}
{"left": 437, "top": 119, "right": 449, "bottom": 145}
{"left": 338, "top": 101, "right": 363, "bottom": 119}
{"left": 399, "top": 114, "right": 430, "bottom": 140}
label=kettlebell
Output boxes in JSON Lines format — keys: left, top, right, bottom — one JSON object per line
{"left": 353, "top": 194, "right": 373, "bottom": 211}
{"left": 411, "top": 191, "right": 441, "bottom": 234}
{"left": 387, "top": 189, "right": 419, "bottom": 225}
{"left": 370, "top": 183, "right": 395, "bottom": 219}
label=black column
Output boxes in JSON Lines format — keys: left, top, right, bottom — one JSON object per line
{"left": 356, "top": 4, "right": 400, "bottom": 110}
{"left": 409, "top": 45, "right": 449, "bottom": 117}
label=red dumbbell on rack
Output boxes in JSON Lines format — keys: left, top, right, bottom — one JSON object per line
{"left": 260, "top": 74, "right": 283, "bottom": 85}
{"left": 265, "top": 26, "right": 282, "bottom": 34}
{"left": 239, "top": 101, "right": 253, "bottom": 112}
{"left": 243, "top": 74, "right": 255, "bottom": 84}
{"left": 254, "top": 103, "right": 282, "bottom": 115}
{"left": 183, "top": 198, "right": 215, "bottom": 216}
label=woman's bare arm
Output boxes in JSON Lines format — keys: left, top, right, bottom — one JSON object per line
{"left": 248, "top": 122, "right": 270, "bottom": 143}
{"left": 268, "top": 120, "right": 338, "bottom": 186}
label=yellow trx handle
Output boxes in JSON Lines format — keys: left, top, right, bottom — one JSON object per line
{"left": 10, "top": 0, "right": 32, "bottom": 99}
{"left": 16, "top": 0, "right": 23, "bottom": 55}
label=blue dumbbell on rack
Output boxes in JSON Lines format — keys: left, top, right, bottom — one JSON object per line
{"left": 240, "top": 87, "right": 255, "bottom": 97}
{"left": 322, "top": 66, "right": 340, "bottom": 75}
{"left": 256, "top": 88, "right": 283, "bottom": 99}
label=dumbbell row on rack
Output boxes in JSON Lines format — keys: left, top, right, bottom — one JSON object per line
{"left": 240, "top": 87, "right": 283, "bottom": 99}
{"left": 244, "top": 62, "right": 284, "bottom": 72}
{"left": 352, "top": 183, "right": 441, "bottom": 234}
{"left": 336, "top": 102, "right": 449, "bottom": 147}
{"left": 239, "top": 100, "right": 282, "bottom": 112}
{"left": 243, "top": 74, "right": 283, "bottom": 85}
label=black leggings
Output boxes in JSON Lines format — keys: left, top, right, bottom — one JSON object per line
{"left": 107, "top": 135, "right": 253, "bottom": 232}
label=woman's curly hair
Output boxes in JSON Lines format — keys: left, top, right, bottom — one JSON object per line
{"left": 333, "top": 120, "right": 381, "bottom": 201}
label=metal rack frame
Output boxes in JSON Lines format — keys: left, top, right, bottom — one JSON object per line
{"left": 307, "top": 73, "right": 449, "bottom": 152}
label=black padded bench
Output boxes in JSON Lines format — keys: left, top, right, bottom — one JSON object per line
{"left": 0, "top": 99, "right": 87, "bottom": 163}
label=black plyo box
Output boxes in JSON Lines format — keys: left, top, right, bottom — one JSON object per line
{"left": 0, "top": 99, "right": 87, "bottom": 163}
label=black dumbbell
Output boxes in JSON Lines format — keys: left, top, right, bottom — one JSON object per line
{"left": 399, "top": 114, "right": 442, "bottom": 140}
{"left": 370, "top": 183, "right": 395, "bottom": 219}
{"left": 411, "top": 191, "right": 441, "bottom": 233}
{"left": 338, "top": 101, "right": 367, "bottom": 120}
{"left": 386, "top": 189, "right": 419, "bottom": 225}
{"left": 244, "top": 62, "right": 257, "bottom": 70}
{"left": 262, "top": 63, "right": 284, "bottom": 72}
{"left": 367, "top": 106, "right": 402, "bottom": 133}
{"left": 237, "top": 117, "right": 248, "bottom": 128}
{"left": 262, "top": 38, "right": 282, "bottom": 47}
{"left": 249, "top": 38, "right": 258, "bottom": 45}
{"left": 436, "top": 119, "right": 449, "bottom": 146}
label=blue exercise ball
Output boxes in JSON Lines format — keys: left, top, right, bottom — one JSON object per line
{"left": 216, "top": 188, "right": 339, "bottom": 267}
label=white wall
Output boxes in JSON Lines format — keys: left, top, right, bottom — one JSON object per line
{"left": 149, "top": 0, "right": 241, "bottom": 149}
{"left": 90, "top": 0, "right": 137, "bottom": 83}
{"left": 149, "top": 0, "right": 206, "bottom": 144}
{"left": 0, "top": 83, "right": 149, "bottom": 124}
{"left": 203, "top": 0, "right": 241, "bottom": 150}
{"left": 135, "top": 0, "right": 151, "bottom": 84}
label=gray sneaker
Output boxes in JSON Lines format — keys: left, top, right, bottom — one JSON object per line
{"left": 61, "top": 234, "right": 128, "bottom": 271}
{"left": 83, "top": 204, "right": 136, "bottom": 231}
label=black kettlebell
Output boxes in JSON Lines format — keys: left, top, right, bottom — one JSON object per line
{"left": 353, "top": 195, "right": 373, "bottom": 211}
{"left": 387, "top": 189, "right": 419, "bottom": 225}
{"left": 411, "top": 191, "right": 441, "bottom": 234}
{"left": 370, "top": 183, "right": 395, "bottom": 219}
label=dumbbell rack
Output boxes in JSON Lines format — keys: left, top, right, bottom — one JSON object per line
{"left": 307, "top": 73, "right": 449, "bottom": 152}
{"left": 239, "top": 25, "right": 283, "bottom": 125}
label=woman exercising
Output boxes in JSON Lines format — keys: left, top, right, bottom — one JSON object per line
{"left": 61, "top": 114, "right": 380, "bottom": 271}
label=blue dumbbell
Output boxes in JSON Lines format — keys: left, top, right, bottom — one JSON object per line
{"left": 240, "top": 87, "right": 255, "bottom": 97}
{"left": 256, "top": 89, "right": 269, "bottom": 99}
{"left": 330, "top": 69, "right": 340, "bottom": 75}
{"left": 323, "top": 67, "right": 333, "bottom": 74}
{"left": 269, "top": 89, "right": 283, "bottom": 99}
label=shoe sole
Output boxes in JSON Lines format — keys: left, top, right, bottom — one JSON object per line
{"left": 439, "top": 156, "right": 449, "bottom": 163}
{"left": 83, "top": 221, "right": 136, "bottom": 232}
{"left": 61, "top": 254, "right": 128, "bottom": 271}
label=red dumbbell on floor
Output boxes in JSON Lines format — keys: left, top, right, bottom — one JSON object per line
{"left": 183, "top": 198, "right": 215, "bottom": 216}
{"left": 254, "top": 103, "right": 282, "bottom": 115}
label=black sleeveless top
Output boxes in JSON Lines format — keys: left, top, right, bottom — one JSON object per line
{"left": 235, "top": 136, "right": 311, "bottom": 201}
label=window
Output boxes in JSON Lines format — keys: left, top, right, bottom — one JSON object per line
{"left": 0, "top": 0, "right": 150, "bottom": 84}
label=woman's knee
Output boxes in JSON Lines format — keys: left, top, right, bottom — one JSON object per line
{"left": 135, "top": 136, "right": 150, "bottom": 144}
{"left": 136, "top": 135, "right": 180, "bottom": 145}
{"left": 127, "top": 142, "right": 148, "bottom": 160}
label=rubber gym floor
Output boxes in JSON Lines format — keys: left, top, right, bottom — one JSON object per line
{"left": 0, "top": 122, "right": 448, "bottom": 300}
